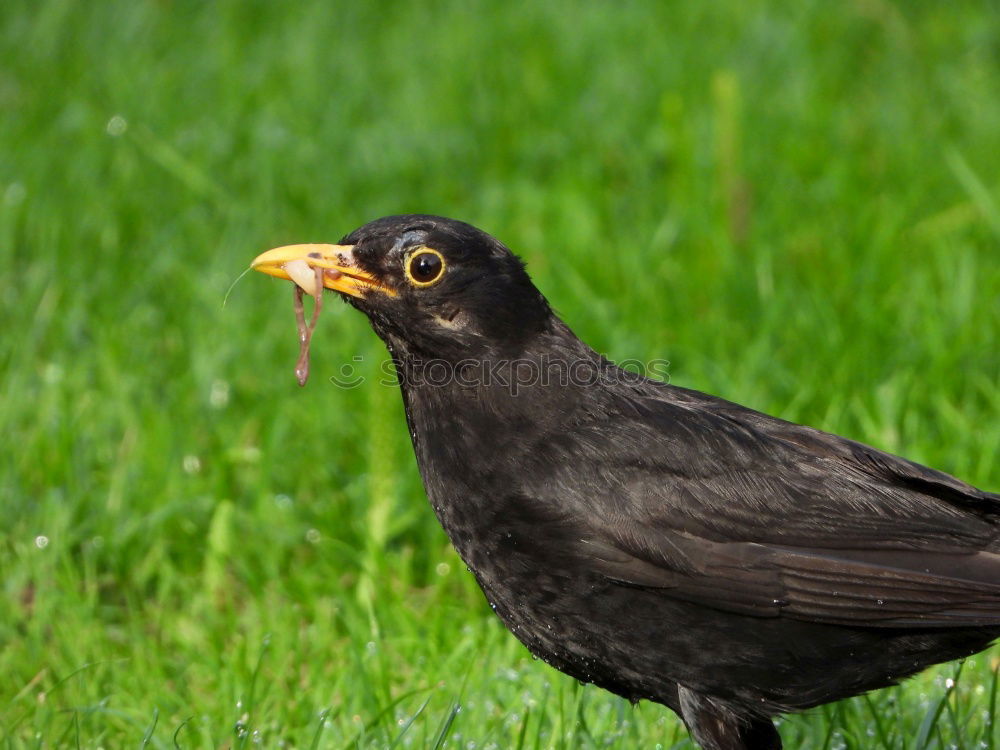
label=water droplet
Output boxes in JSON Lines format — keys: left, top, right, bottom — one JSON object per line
{"left": 234, "top": 713, "right": 249, "bottom": 739}
{"left": 34, "top": 535, "right": 49, "bottom": 549}
{"left": 182, "top": 455, "right": 202, "bottom": 474}
{"left": 238, "top": 445, "right": 260, "bottom": 463}
{"left": 210, "top": 379, "right": 231, "bottom": 409}
{"left": 305, "top": 528, "right": 321, "bottom": 544}
{"left": 4, "top": 182, "right": 26, "bottom": 206}
{"left": 42, "top": 363, "right": 63, "bottom": 384}
{"left": 106, "top": 115, "right": 128, "bottom": 136}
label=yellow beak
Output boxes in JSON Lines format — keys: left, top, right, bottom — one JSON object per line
{"left": 251, "top": 243, "right": 396, "bottom": 298}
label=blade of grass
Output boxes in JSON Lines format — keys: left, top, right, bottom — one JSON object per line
{"left": 863, "top": 693, "right": 892, "bottom": 749}
{"left": 431, "top": 700, "right": 461, "bottom": 750}
{"left": 915, "top": 662, "right": 963, "bottom": 749}
{"left": 988, "top": 664, "right": 999, "bottom": 750}
{"left": 515, "top": 706, "right": 531, "bottom": 750}
{"left": 139, "top": 707, "right": 158, "bottom": 749}
{"left": 387, "top": 695, "right": 432, "bottom": 750}
{"left": 172, "top": 716, "right": 193, "bottom": 750}
{"left": 309, "top": 709, "right": 330, "bottom": 750}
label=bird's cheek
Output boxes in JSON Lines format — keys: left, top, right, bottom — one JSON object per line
{"left": 432, "top": 308, "right": 471, "bottom": 331}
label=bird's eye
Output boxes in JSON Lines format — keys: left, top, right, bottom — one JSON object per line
{"left": 405, "top": 248, "right": 446, "bottom": 287}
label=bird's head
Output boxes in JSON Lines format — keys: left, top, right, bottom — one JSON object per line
{"left": 252, "top": 215, "right": 553, "bottom": 359}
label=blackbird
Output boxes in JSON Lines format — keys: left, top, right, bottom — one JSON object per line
{"left": 253, "top": 215, "right": 1000, "bottom": 750}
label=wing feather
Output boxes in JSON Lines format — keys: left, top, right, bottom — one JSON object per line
{"left": 585, "top": 525, "right": 1000, "bottom": 627}
{"left": 526, "top": 380, "right": 1000, "bottom": 629}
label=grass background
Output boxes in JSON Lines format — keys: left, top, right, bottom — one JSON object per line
{"left": 2, "top": 0, "right": 999, "bottom": 747}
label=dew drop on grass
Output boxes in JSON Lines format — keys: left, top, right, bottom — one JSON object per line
{"left": 34, "top": 535, "right": 49, "bottom": 549}
{"left": 4, "top": 182, "right": 26, "bottom": 206}
{"left": 210, "top": 380, "right": 231, "bottom": 408}
{"left": 234, "top": 717, "right": 249, "bottom": 739}
{"left": 106, "top": 115, "right": 127, "bottom": 136}
{"left": 42, "top": 363, "right": 63, "bottom": 384}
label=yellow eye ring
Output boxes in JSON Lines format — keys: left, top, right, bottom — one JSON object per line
{"left": 405, "top": 248, "right": 446, "bottom": 287}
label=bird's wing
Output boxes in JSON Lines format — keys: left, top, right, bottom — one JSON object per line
{"left": 582, "top": 525, "right": 1000, "bottom": 626}
{"left": 691, "top": 385, "right": 1000, "bottom": 518}
{"left": 539, "top": 385, "right": 1000, "bottom": 627}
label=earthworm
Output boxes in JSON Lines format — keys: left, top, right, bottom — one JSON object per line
{"left": 293, "top": 266, "right": 324, "bottom": 386}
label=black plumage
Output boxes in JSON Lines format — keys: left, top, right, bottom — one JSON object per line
{"left": 254, "top": 215, "right": 1000, "bottom": 750}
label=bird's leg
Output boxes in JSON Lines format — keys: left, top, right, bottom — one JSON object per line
{"left": 677, "top": 686, "right": 781, "bottom": 750}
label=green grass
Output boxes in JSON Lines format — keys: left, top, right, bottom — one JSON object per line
{"left": 2, "top": 0, "right": 999, "bottom": 747}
